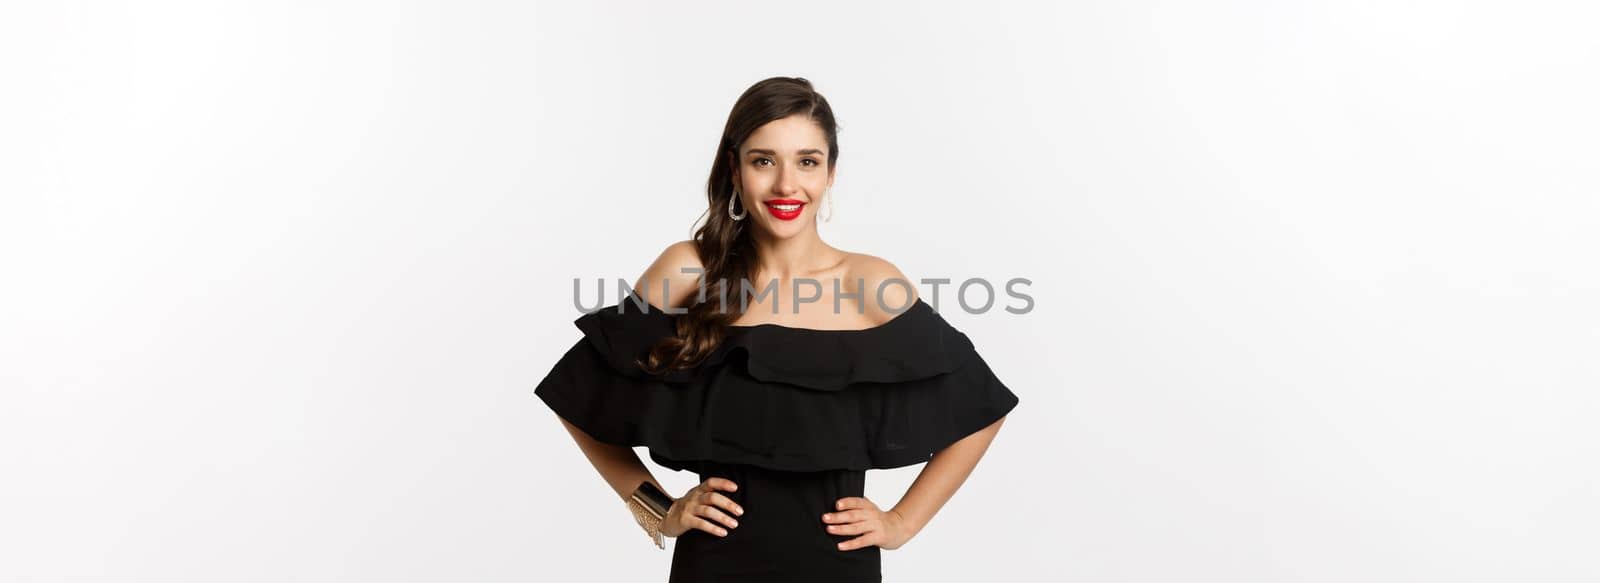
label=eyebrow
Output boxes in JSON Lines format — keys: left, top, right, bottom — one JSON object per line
{"left": 746, "top": 148, "right": 826, "bottom": 157}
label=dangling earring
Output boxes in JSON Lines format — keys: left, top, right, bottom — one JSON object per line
{"left": 821, "top": 188, "right": 834, "bottom": 223}
{"left": 728, "top": 188, "right": 747, "bottom": 221}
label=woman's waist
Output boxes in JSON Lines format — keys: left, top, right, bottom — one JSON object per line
{"left": 685, "top": 463, "right": 862, "bottom": 522}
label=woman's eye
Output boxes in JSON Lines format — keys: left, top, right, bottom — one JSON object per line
{"left": 752, "top": 158, "right": 819, "bottom": 167}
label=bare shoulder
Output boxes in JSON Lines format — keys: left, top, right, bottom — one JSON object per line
{"left": 844, "top": 252, "right": 921, "bottom": 325}
{"left": 633, "top": 239, "right": 704, "bottom": 310}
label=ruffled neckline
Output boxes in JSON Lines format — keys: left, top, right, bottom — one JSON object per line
{"left": 572, "top": 295, "right": 976, "bottom": 392}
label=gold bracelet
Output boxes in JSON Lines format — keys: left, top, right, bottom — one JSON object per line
{"left": 626, "top": 481, "right": 674, "bottom": 549}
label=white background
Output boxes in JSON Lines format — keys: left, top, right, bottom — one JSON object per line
{"left": 3, "top": 1, "right": 1596, "bottom": 581}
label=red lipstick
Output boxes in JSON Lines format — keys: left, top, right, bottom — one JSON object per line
{"left": 763, "top": 198, "right": 805, "bottom": 221}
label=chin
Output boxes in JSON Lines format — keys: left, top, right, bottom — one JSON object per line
{"left": 762, "top": 220, "right": 810, "bottom": 238}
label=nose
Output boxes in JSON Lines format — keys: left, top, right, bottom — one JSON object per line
{"left": 774, "top": 163, "right": 801, "bottom": 196}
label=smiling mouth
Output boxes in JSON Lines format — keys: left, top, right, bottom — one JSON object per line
{"left": 763, "top": 199, "right": 806, "bottom": 221}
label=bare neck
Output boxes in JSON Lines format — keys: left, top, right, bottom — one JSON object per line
{"left": 748, "top": 227, "right": 842, "bottom": 282}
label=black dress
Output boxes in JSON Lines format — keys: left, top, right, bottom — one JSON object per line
{"left": 534, "top": 294, "right": 1020, "bottom": 582}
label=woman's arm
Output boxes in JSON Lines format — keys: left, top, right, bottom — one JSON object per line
{"left": 557, "top": 416, "right": 665, "bottom": 500}
{"left": 890, "top": 414, "right": 1009, "bottom": 537}
{"left": 562, "top": 238, "right": 704, "bottom": 498}
{"left": 826, "top": 415, "right": 1009, "bottom": 551}
{"left": 846, "top": 256, "right": 1009, "bottom": 536}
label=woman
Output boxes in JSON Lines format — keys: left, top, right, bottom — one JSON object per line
{"left": 534, "top": 76, "right": 1020, "bottom": 582}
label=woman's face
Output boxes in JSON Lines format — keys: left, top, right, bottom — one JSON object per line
{"left": 730, "top": 114, "right": 835, "bottom": 239}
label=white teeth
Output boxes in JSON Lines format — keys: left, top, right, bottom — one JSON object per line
{"left": 770, "top": 203, "right": 801, "bottom": 211}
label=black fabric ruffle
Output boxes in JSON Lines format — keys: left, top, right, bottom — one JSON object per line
{"left": 534, "top": 295, "right": 1020, "bottom": 473}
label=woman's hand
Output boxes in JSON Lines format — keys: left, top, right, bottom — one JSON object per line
{"left": 661, "top": 477, "right": 744, "bottom": 539}
{"left": 822, "top": 497, "right": 914, "bottom": 551}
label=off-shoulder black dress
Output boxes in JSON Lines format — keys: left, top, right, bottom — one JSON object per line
{"left": 534, "top": 295, "right": 1020, "bottom": 583}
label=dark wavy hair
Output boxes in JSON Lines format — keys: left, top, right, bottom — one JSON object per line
{"left": 639, "top": 76, "right": 842, "bottom": 375}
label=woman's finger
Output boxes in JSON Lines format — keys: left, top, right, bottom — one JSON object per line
{"left": 689, "top": 515, "right": 729, "bottom": 537}
{"left": 821, "top": 509, "right": 865, "bottom": 524}
{"left": 834, "top": 497, "right": 874, "bottom": 511}
{"left": 700, "top": 490, "right": 745, "bottom": 517}
{"left": 837, "top": 531, "right": 880, "bottom": 551}
{"left": 704, "top": 476, "right": 740, "bottom": 493}
{"left": 695, "top": 502, "right": 740, "bottom": 530}
{"left": 825, "top": 520, "right": 871, "bottom": 536}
